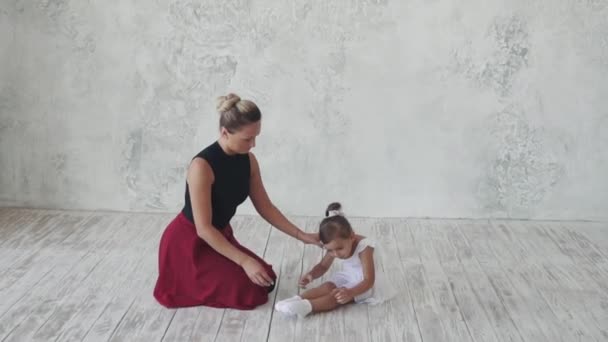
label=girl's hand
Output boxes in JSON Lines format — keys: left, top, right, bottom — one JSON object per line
{"left": 299, "top": 273, "right": 313, "bottom": 288}
{"left": 241, "top": 257, "right": 273, "bottom": 287}
{"left": 332, "top": 287, "right": 354, "bottom": 304}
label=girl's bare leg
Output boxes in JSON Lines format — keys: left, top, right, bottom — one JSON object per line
{"left": 309, "top": 293, "right": 345, "bottom": 313}
{"left": 304, "top": 283, "right": 354, "bottom": 313}
{"left": 277, "top": 282, "right": 352, "bottom": 317}
{"left": 300, "top": 282, "right": 336, "bottom": 300}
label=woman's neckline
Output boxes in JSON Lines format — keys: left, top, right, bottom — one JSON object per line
{"left": 216, "top": 139, "right": 237, "bottom": 156}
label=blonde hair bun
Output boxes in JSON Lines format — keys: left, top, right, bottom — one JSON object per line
{"left": 215, "top": 92, "right": 262, "bottom": 132}
{"left": 216, "top": 93, "right": 241, "bottom": 113}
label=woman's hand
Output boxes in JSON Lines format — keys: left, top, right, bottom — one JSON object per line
{"left": 298, "top": 231, "right": 321, "bottom": 246}
{"left": 241, "top": 257, "right": 274, "bottom": 287}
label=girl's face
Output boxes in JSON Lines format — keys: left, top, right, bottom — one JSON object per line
{"left": 220, "top": 121, "right": 261, "bottom": 154}
{"left": 323, "top": 233, "right": 356, "bottom": 259}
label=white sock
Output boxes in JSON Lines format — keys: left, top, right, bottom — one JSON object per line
{"left": 283, "top": 295, "right": 302, "bottom": 302}
{"left": 274, "top": 295, "right": 302, "bottom": 311}
{"left": 281, "top": 299, "right": 312, "bottom": 318}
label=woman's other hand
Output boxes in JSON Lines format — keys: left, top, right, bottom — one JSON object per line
{"left": 241, "top": 257, "right": 273, "bottom": 287}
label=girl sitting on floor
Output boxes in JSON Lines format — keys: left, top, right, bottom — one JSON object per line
{"left": 275, "top": 202, "right": 394, "bottom": 317}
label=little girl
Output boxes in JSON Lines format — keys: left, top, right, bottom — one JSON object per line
{"left": 275, "top": 202, "right": 393, "bottom": 318}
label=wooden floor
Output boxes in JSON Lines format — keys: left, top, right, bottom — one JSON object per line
{"left": 0, "top": 208, "right": 607, "bottom": 342}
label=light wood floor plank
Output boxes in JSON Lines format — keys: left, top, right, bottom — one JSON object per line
{"left": 97, "top": 214, "right": 177, "bottom": 342}
{"left": 53, "top": 214, "right": 166, "bottom": 342}
{"left": 0, "top": 210, "right": 58, "bottom": 272}
{"left": 0, "top": 209, "right": 605, "bottom": 342}
{"left": 541, "top": 223, "right": 608, "bottom": 289}
{"left": 410, "top": 220, "right": 475, "bottom": 342}
{"left": 509, "top": 221, "right": 604, "bottom": 341}
{"left": 393, "top": 219, "right": 450, "bottom": 342}
{"left": 370, "top": 218, "right": 422, "bottom": 342}
{"left": 428, "top": 221, "right": 502, "bottom": 342}
{"left": 457, "top": 220, "right": 549, "bottom": 341}
{"left": 0, "top": 208, "right": 29, "bottom": 239}
{"left": 448, "top": 222, "right": 524, "bottom": 342}
{"left": 0, "top": 213, "right": 103, "bottom": 320}
{"left": 265, "top": 217, "right": 307, "bottom": 342}
{"left": 0, "top": 213, "right": 136, "bottom": 341}
{"left": 485, "top": 221, "right": 575, "bottom": 342}
{"left": 575, "top": 222, "right": 608, "bottom": 258}
{"left": 0, "top": 209, "right": 46, "bottom": 249}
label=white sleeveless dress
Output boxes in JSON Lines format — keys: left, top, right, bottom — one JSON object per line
{"left": 327, "top": 237, "right": 396, "bottom": 304}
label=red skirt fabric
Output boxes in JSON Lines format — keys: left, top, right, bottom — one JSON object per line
{"left": 153, "top": 213, "right": 276, "bottom": 310}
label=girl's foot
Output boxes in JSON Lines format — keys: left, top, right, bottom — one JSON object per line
{"left": 275, "top": 299, "right": 312, "bottom": 318}
{"left": 274, "top": 295, "right": 302, "bottom": 311}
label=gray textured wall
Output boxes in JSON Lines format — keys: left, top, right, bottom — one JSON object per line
{"left": 1, "top": 0, "right": 607, "bottom": 220}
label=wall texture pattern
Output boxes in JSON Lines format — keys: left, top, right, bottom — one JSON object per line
{"left": 1, "top": 0, "right": 607, "bottom": 220}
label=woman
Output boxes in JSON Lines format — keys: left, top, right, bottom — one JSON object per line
{"left": 153, "top": 93, "right": 319, "bottom": 310}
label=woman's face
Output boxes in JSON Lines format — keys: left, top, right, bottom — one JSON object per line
{"left": 222, "top": 121, "right": 261, "bottom": 154}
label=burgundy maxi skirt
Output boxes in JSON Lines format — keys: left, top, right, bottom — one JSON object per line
{"left": 153, "top": 213, "right": 276, "bottom": 310}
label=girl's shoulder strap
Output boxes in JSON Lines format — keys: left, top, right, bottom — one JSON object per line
{"left": 357, "top": 237, "right": 376, "bottom": 254}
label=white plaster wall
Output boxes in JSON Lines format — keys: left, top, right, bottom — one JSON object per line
{"left": 1, "top": 0, "right": 607, "bottom": 220}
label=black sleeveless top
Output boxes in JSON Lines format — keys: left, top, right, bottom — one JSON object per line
{"left": 181, "top": 141, "right": 251, "bottom": 229}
